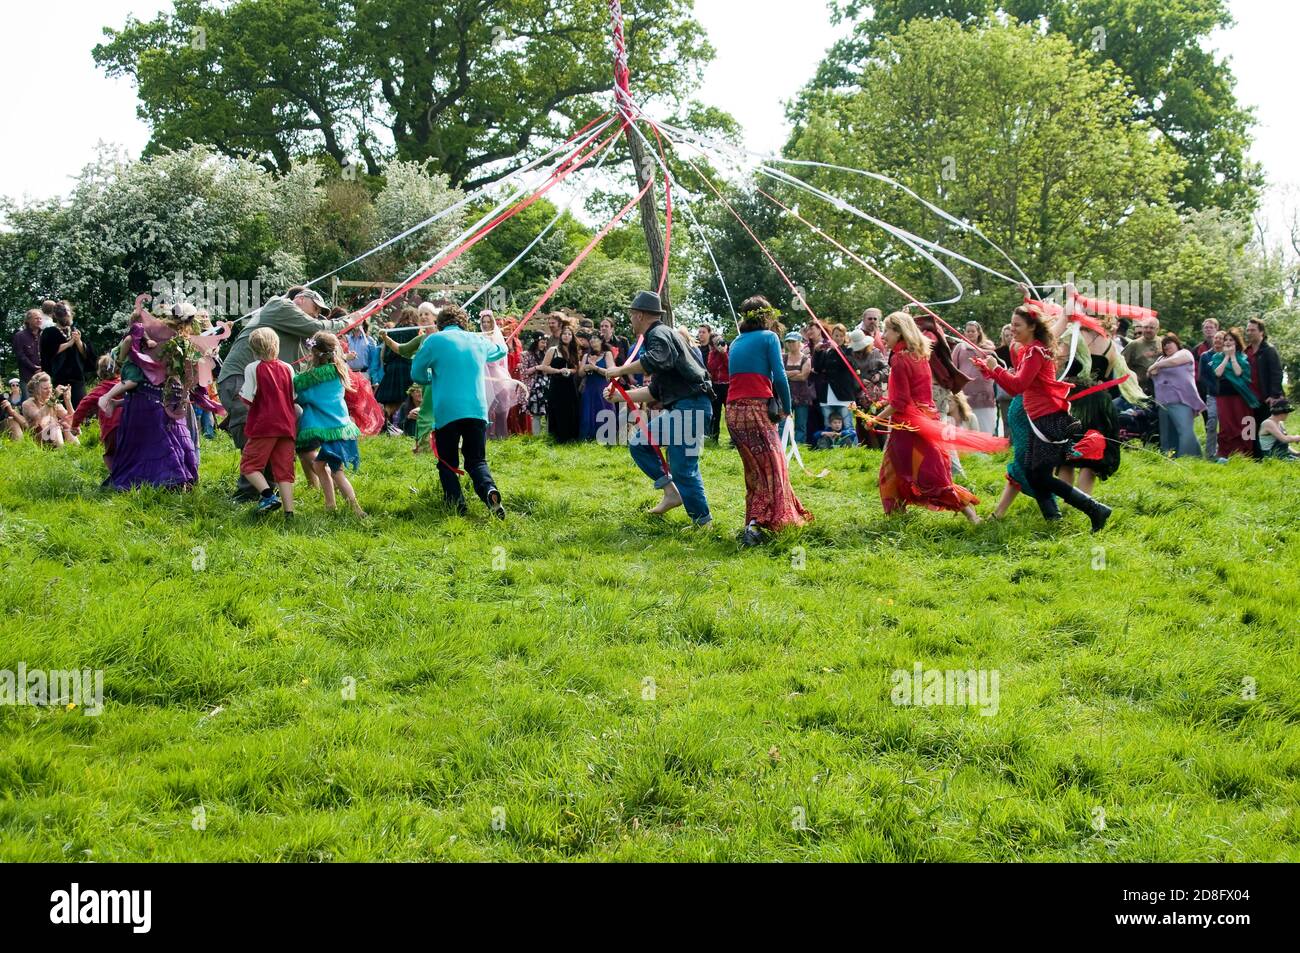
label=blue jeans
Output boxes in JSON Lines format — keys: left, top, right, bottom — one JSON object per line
{"left": 628, "top": 394, "right": 712, "bottom": 524}
{"left": 200, "top": 408, "right": 216, "bottom": 439}
{"left": 793, "top": 405, "right": 809, "bottom": 446}
{"left": 1159, "top": 403, "right": 1202, "bottom": 459}
{"left": 1203, "top": 396, "right": 1218, "bottom": 459}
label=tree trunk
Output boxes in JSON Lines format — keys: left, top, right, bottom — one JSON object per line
{"left": 624, "top": 124, "right": 673, "bottom": 325}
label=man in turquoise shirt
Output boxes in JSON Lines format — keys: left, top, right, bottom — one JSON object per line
{"left": 411, "top": 305, "right": 508, "bottom": 518}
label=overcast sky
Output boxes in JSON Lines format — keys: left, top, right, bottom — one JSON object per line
{"left": 0, "top": 0, "right": 1293, "bottom": 246}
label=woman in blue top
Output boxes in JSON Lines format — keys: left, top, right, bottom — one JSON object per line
{"left": 726, "top": 296, "right": 812, "bottom": 546}
{"left": 294, "top": 332, "right": 366, "bottom": 517}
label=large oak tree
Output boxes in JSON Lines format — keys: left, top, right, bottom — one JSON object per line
{"left": 95, "top": 0, "right": 716, "bottom": 190}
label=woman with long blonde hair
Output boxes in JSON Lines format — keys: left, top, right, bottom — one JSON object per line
{"left": 876, "top": 312, "right": 1004, "bottom": 522}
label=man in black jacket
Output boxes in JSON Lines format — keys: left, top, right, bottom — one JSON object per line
{"left": 1245, "top": 318, "right": 1284, "bottom": 459}
{"left": 600, "top": 291, "right": 714, "bottom": 527}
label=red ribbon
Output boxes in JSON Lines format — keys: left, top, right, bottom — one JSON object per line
{"left": 1070, "top": 374, "right": 1130, "bottom": 403}
{"left": 429, "top": 432, "right": 466, "bottom": 476}
{"left": 505, "top": 154, "right": 651, "bottom": 346}
{"left": 329, "top": 117, "right": 623, "bottom": 346}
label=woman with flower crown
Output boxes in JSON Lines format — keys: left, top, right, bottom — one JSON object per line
{"left": 100, "top": 301, "right": 224, "bottom": 489}
{"left": 725, "top": 296, "right": 812, "bottom": 546}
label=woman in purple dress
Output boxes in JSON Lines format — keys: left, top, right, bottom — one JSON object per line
{"left": 578, "top": 334, "right": 615, "bottom": 442}
{"left": 104, "top": 312, "right": 214, "bottom": 489}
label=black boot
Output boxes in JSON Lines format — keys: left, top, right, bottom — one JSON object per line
{"left": 1036, "top": 494, "right": 1063, "bottom": 522}
{"left": 1061, "top": 487, "right": 1112, "bottom": 534}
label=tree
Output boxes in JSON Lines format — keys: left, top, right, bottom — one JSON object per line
{"left": 0, "top": 145, "right": 282, "bottom": 356}
{"left": 798, "top": 0, "right": 1260, "bottom": 211}
{"left": 95, "top": 0, "right": 719, "bottom": 191}
{"left": 777, "top": 20, "right": 1184, "bottom": 329}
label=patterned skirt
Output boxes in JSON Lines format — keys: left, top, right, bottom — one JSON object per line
{"left": 726, "top": 399, "right": 812, "bottom": 530}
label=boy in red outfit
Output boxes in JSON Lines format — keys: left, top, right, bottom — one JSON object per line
{"left": 238, "top": 327, "right": 297, "bottom": 517}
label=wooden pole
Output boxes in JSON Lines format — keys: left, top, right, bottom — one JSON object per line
{"left": 609, "top": 0, "right": 673, "bottom": 325}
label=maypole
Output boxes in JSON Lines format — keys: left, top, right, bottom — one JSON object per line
{"left": 609, "top": 0, "right": 674, "bottom": 324}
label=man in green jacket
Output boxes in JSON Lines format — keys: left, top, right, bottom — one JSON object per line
{"left": 218, "top": 287, "right": 351, "bottom": 499}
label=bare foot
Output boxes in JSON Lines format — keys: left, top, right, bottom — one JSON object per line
{"left": 962, "top": 506, "right": 983, "bottom": 525}
{"left": 352, "top": 507, "right": 368, "bottom": 519}
{"left": 649, "top": 483, "right": 683, "bottom": 515}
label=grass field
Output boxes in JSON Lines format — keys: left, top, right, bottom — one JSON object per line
{"left": 0, "top": 423, "right": 1296, "bottom": 862}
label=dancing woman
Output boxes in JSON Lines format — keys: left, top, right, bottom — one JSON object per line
{"left": 1052, "top": 306, "right": 1147, "bottom": 495}
{"left": 725, "top": 296, "right": 812, "bottom": 546}
{"left": 971, "top": 304, "right": 1113, "bottom": 533}
{"left": 877, "top": 312, "right": 1004, "bottom": 524}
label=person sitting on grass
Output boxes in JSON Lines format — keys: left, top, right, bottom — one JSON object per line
{"left": 1, "top": 380, "right": 26, "bottom": 440}
{"left": 410, "top": 305, "right": 508, "bottom": 519}
{"left": 21, "top": 372, "right": 76, "bottom": 448}
{"left": 398, "top": 385, "right": 424, "bottom": 440}
{"left": 816, "top": 409, "right": 858, "bottom": 449}
{"left": 238, "top": 328, "right": 297, "bottom": 518}
{"left": 1260, "top": 399, "right": 1299, "bottom": 462}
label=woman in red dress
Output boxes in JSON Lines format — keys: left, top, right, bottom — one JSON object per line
{"left": 971, "top": 304, "right": 1112, "bottom": 533}
{"left": 877, "top": 312, "right": 1003, "bottom": 523}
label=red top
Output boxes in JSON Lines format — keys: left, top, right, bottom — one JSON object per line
{"left": 241, "top": 360, "right": 297, "bottom": 439}
{"left": 987, "top": 344, "right": 1072, "bottom": 419}
{"left": 887, "top": 344, "right": 936, "bottom": 416}
{"left": 73, "top": 378, "right": 123, "bottom": 446}
{"left": 707, "top": 348, "right": 730, "bottom": 385}
{"left": 727, "top": 372, "right": 773, "bottom": 402}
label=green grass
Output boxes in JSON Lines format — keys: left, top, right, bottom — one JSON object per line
{"left": 0, "top": 424, "right": 1297, "bottom": 862}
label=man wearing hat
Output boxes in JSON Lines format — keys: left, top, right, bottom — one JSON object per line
{"left": 217, "top": 286, "right": 351, "bottom": 499}
{"left": 600, "top": 291, "right": 714, "bottom": 527}
{"left": 1260, "top": 398, "right": 1298, "bottom": 461}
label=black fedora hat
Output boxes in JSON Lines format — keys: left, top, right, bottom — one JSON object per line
{"left": 628, "top": 290, "right": 665, "bottom": 314}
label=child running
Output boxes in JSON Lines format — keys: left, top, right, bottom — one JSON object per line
{"left": 238, "top": 327, "right": 297, "bottom": 518}
{"left": 294, "top": 332, "right": 367, "bottom": 517}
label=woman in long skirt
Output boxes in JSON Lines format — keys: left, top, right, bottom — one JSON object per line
{"left": 972, "top": 303, "right": 1112, "bottom": 532}
{"left": 1210, "top": 328, "right": 1258, "bottom": 459}
{"left": 109, "top": 383, "right": 199, "bottom": 490}
{"left": 578, "top": 335, "right": 617, "bottom": 443}
{"left": 876, "top": 312, "right": 1002, "bottom": 523}
{"left": 1054, "top": 310, "right": 1147, "bottom": 494}
{"left": 540, "top": 326, "right": 581, "bottom": 444}
{"left": 725, "top": 297, "right": 811, "bottom": 545}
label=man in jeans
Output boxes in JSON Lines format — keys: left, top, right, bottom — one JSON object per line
{"left": 601, "top": 291, "right": 714, "bottom": 527}
{"left": 1195, "top": 325, "right": 1223, "bottom": 459}
{"left": 217, "top": 287, "right": 351, "bottom": 498}
{"left": 410, "top": 305, "right": 507, "bottom": 518}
